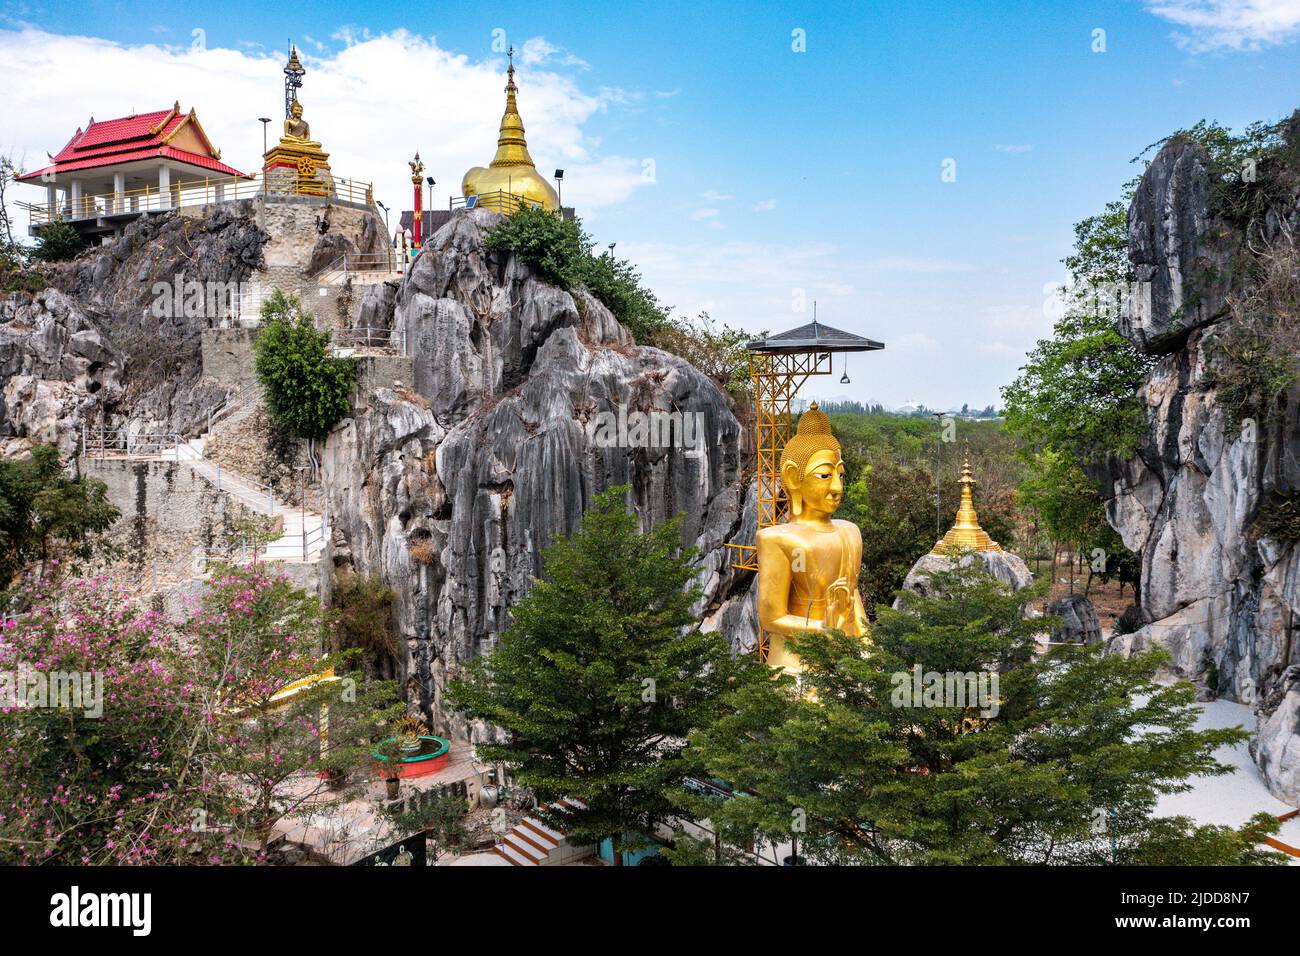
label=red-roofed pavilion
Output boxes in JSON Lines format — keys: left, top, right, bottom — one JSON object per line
{"left": 16, "top": 102, "right": 251, "bottom": 239}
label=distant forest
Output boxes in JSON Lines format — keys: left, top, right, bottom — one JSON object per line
{"left": 816, "top": 400, "right": 1001, "bottom": 419}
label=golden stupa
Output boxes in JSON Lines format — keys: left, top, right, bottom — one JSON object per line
{"left": 461, "top": 47, "right": 559, "bottom": 212}
{"left": 932, "top": 452, "right": 1002, "bottom": 554}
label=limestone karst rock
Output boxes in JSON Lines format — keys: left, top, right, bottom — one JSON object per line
{"left": 895, "top": 550, "right": 1034, "bottom": 607}
{"left": 324, "top": 210, "right": 754, "bottom": 738}
{"left": 1, "top": 288, "right": 125, "bottom": 457}
{"left": 1099, "top": 120, "right": 1300, "bottom": 803}
{"left": 1047, "top": 594, "right": 1103, "bottom": 645}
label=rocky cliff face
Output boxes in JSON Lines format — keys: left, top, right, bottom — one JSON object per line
{"left": 2, "top": 204, "right": 268, "bottom": 451}
{"left": 1100, "top": 127, "right": 1300, "bottom": 803}
{"left": 324, "top": 210, "right": 754, "bottom": 740}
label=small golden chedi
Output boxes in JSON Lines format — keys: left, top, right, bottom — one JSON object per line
{"left": 756, "top": 403, "right": 868, "bottom": 675}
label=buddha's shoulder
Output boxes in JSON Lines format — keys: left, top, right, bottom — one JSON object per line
{"left": 832, "top": 518, "right": 862, "bottom": 541}
{"left": 756, "top": 524, "right": 805, "bottom": 547}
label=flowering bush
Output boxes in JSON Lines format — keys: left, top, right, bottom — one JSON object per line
{"left": 0, "top": 565, "right": 400, "bottom": 864}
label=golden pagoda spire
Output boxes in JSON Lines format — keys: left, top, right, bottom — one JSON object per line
{"left": 489, "top": 46, "right": 536, "bottom": 169}
{"left": 932, "top": 450, "right": 1002, "bottom": 554}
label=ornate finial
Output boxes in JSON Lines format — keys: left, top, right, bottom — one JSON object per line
{"left": 932, "top": 447, "right": 1001, "bottom": 554}
{"left": 487, "top": 46, "right": 534, "bottom": 168}
{"left": 284, "top": 43, "right": 306, "bottom": 118}
{"left": 410, "top": 151, "right": 425, "bottom": 185}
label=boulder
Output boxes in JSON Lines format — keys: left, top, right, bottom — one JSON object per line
{"left": 896, "top": 549, "right": 1035, "bottom": 606}
{"left": 1047, "top": 594, "right": 1103, "bottom": 645}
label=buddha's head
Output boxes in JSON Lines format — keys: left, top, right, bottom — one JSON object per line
{"left": 291, "top": 99, "right": 304, "bottom": 119}
{"left": 779, "top": 403, "right": 844, "bottom": 520}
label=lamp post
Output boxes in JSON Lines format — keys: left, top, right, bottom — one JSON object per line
{"left": 258, "top": 118, "right": 271, "bottom": 193}
{"left": 296, "top": 464, "right": 308, "bottom": 561}
{"left": 554, "top": 168, "right": 564, "bottom": 210}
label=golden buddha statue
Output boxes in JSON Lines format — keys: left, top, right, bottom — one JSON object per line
{"left": 756, "top": 403, "right": 868, "bottom": 675}
{"left": 283, "top": 99, "right": 317, "bottom": 145}
{"left": 263, "top": 94, "right": 331, "bottom": 195}
{"left": 461, "top": 47, "right": 559, "bottom": 212}
{"left": 932, "top": 452, "right": 1001, "bottom": 554}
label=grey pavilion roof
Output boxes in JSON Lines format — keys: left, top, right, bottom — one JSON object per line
{"left": 747, "top": 320, "right": 885, "bottom": 354}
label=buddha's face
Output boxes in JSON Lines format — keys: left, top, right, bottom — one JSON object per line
{"left": 784, "top": 448, "right": 844, "bottom": 519}
{"left": 292, "top": 102, "right": 303, "bottom": 119}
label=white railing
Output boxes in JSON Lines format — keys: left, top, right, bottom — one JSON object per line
{"left": 82, "top": 427, "right": 181, "bottom": 459}
{"left": 18, "top": 171, "right": 375, "bottom": 227}
{"left": 332, "top": 326, "right": 406, "bottom": 355}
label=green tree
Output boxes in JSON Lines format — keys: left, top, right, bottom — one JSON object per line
{"left": 484, "top": 206, "right": 672, "bottom": 343}
{"left": 378, "top": 789, "right": 470, "bottom": 864}
{"left": 0, "top": 444, "right": 119, "bottom": 596}
{"left": 28, "top": 220, "right": 86, "bottom": 263}
{"left": 449, "top": 485, "right": 765, "bottom": 864}
{"left": 252, "top": 290, "right": 357, "bottom": 441}
{"left": 691, "top": 562, "right": 1285, "bottom": 865}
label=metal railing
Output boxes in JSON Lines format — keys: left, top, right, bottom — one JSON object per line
{"left": 18, "top": 171, "right": 375, "bottom": 227}
{"left": 449, "top": 189, "right": 547, "bottom": 215}
{"left": 82, "top": 427, "right": 182, "bottom": 459}
{"left": 320, "top": 250, "right": 404, "bottom": 281}
{"left": 332, "top": 326, "right": 406, "bottom": 355}
{"left": 204, "top": 383, "right": 258, "bottom": 436}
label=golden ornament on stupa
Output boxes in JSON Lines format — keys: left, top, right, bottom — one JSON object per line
{"left": 932, "top": 452, "right": 1002, "bottom": 554}
{"left": 461, "top": 47, "right": 559, "bottom": 212}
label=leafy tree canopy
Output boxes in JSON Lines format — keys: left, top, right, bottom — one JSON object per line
{"left": 449, "top": 485, "right": 767, "bottom": 862}
{"left": 691, "top": 562, "right": 1285, "bottom": 865}
{"left": 252, "top": 289, "right": 357, "bottom": 441}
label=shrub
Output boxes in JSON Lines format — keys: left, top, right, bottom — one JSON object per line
{"left": 484, "top": 204, "right": 584, "bottom": 287}
{"left": 28, "top": 220, "right": 86, "bottom": 263}
{"left": 484, "top": 207, "right": 672, "bottom": 343}
{"left": 253, "top": 290, "right": 357, "bottom": 441}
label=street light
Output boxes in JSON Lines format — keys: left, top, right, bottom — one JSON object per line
{"left": 554, "top": 168, "right": 564, "bottom": 208}
{"left": 258, "top": 118, "right": 272, "bottom": 194}
{"left": 425, "top": 176, "right": 435, "bottom": 233}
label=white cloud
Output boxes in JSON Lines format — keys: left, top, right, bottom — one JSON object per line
{"left": 701, "top": 190, "right": 734, "bottom": 202}
{"left": 752, "top": 198, "right": 777, "bottom": 211}
{"left": 0, "top": 27, "right": 650, "bottom": 234}
{"left": 994, "top": 143, "right": 1033, "bottom": 153}
{"left": 1145, "top": 0, "right": 1300, "bottom": 51}
{"left": 690, "top": 207, "right": 721, "bottom": 220}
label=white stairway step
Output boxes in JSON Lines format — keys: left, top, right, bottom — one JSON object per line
{"left": 495, "top": 842, "right": 534, "bottom": 867}
{"left": 503, "top": 833, "right": 547, "bottom": 863}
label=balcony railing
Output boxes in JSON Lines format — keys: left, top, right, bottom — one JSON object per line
{"left": 18, "top": 172, "right": 375, "bottom": 228}
{"left": 449, "top": 189, "right": 548, "bottom": 215}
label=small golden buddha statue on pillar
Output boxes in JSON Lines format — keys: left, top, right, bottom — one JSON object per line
{"left": 262, "top": 50, "right": 332, "bottom": 196}
{"left": 756, "top": 403, "right": 868, "bottom": 674}
{"left": 283, "top": 99, "right": 317, "bottom": 145}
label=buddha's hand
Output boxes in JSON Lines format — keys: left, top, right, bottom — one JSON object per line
{"left": 826, "top": 578, "right": 854, "bottom": 631}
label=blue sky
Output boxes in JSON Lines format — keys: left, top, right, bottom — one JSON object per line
{"left": 2, "top": 0, "right": 1298, "bottom": 408}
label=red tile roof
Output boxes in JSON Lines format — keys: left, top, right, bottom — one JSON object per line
{"left": 17, "top": 104, "right": 250, "bottom": 182}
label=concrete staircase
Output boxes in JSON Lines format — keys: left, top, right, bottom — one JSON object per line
{"left": 163, "top": 437, "right": 327, "bottom": 565}
{"left": 494, "top": 799, "right": 588, "bottom": 867}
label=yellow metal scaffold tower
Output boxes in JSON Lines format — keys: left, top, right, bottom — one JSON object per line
{"left": 727, "top": 315, "right": 884, "bottom": 661}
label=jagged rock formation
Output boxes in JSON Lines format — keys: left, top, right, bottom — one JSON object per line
{"left": 896, "top": 550, "right": 1034, "bottom": 605}
{"left": 2, "top": 205, "right": 268, "bottom": 448}
{"left": 324, "top": 210, "right": 754, "bottom": 738}
{"left": 1099, "top": 123, "right": 1300, "bottom": 803}
{"left": 1, "top": 288, "right": 125, "bottom": 457}
{"left": 1047, "top": 594, "right": 1103, "bottom": 645}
